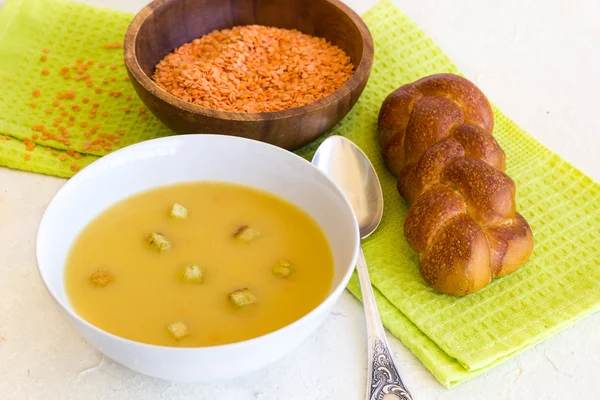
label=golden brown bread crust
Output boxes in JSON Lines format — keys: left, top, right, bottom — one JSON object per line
{"left": 378, "top": 73, "right": 533, "bottom": 296}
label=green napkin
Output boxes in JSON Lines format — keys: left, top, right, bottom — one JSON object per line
{"left": 1, "top": 0, "right": 599, "bottom": 389}
{"left": 0, "top": 0, "right": 170, "bottom": 177}
{"left": 297, "top": 0, "right": 600, "bottom": 387}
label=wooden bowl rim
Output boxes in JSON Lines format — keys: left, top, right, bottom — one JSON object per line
{"left": 123, "top": 0, "right": 374, "bottom": 121}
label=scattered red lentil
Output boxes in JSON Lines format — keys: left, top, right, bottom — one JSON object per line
{"left": 141, "top": 114, "right": 149, "bottom": 120}
{"left": 80, "top": 122, "right": 88, "bottom": 127}
{"left": 29, "top": 102, "right": 36, "bottom": 108}
{"left": 59, "top": 154, "right": 67, "bottom": 161}
{"left": 40, "top": 55, "right": 47, "bottom": 62}
{"left": 41, "top": 69, "right": 49, "bottom": 76}
{"left": 87, "top": 60, "right": 94, "bottom": 65}
{"left": 32, "top": 134, "right": 39, "bottom": 139}
{"left": 95, "top": 88, "right": 102, "bottom": 93}
{"left": 69, "top": 115, "right": 76, "bottom": 121}
{"left": 66, "top": 148, "right": 75, "bottom": 156}
{"left": 59, "top": 105, "right": 65, "bottom": 110}
{"left": 125, "top": 96, "right": 132, "bottom": 101}
{"left": 101, "top": 112, "right": 109, "bottom": 117}
{"left": 61, "top": 111, "right": 68, "bottom": 116}
{"left": 152, "top": 25, "right": 353, "bottom": 112}
{"left": 82, "top": 98, "right": 89, "bottom": 104}
{"left": 64, "top": 139, "right": 71, "bottom": 145}
{"left": 43, "top": 48, "right": 50, "bottom": 54}
{"left": 99, "top": 63, "right": 105, "bottom": 68}
{"left": 123, "top": 107, "right": 130, "bottom": 113}
{"left": 44, "top": 109, "right": 53, "bottom": 114}
{"left": 104, "top": 43, "right": 122, "bottom": 49}
{"left": 52, "top": 100, "right": 60, "bottom": 107}
{"left": 74, "top": 152, "right": 82, "bottom": 159}
{"left": 67, "top": 121, "right": 74, "bottom": 126}
{"left": 124, "top": 76, "right": 130, "bottom": 82}
{"left": 110, "top": 65, "right": 117, "bottom": 70}
{"left": 138, "top": 107, "right": 146, "bottom": 113}
{"left": 24, "top": 154, "right": 32, "bottom": 161}
{"left": 71, "top": 163, "right": 79, "bottom": 172}
{"left": 32, "top": 88, "right": 40, "bottom": 97}
{"left": 110, "top": 77, "right": 116, "bottom": 82}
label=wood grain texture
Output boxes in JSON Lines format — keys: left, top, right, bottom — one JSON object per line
{"left": 124, "top": 0, "right": 374, "bottom": 149}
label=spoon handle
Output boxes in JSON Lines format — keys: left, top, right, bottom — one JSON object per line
{"left": 356, "top": 248, "right": 413, "bottom": 400}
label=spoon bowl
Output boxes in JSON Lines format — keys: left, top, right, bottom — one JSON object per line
{"left": 312, "top": 136, "right": 383, "bottom": 238}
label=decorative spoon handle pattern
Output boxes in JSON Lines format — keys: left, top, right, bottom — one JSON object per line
{"left": 357, "top": 250, "right": 413, "bottom": 400}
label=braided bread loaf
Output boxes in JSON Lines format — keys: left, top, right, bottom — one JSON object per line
{"left": 378, "top": 73, "right": 533, "bottom": 296}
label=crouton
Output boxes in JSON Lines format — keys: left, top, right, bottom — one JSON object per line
{"left": 170, "top": 203, "right": 188, "bottom": 219}
{"left": 147, "top": 232, "right": 171, "bottom": 251}
{"left": 182, "top": 264, "right": 204, "bottom": 283}
{"left": 233, "top": 225, "right": 260, "bottom": 242}
{"left": 167, "top": 321, "right": 189, "bottom": 340}
{"left": 228, "top": 288, "right": 257, "bottom": 307}
{"left": 272, "top": 260, "right": 293, "bottom": 278}
{"left": 89, "top": 269, "right": 113, "bottom": 287}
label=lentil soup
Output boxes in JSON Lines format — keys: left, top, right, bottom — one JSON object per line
{"left": 65, "top": 182, "right": 334, "bottom": 347}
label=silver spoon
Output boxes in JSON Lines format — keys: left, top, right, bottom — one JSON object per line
{"left": 312, "top": 135, "right": 413, "bottom": 400}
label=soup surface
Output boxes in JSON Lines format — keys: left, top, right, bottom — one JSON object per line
{"left": 65, "top": 182, "right": 334, "bottom": 347}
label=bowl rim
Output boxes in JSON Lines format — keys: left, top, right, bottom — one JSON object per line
{"left": 36, "top": 134, "right": 361, "bottom": 353}
{"left": 123, "top": 0, "right": 374, "bottom": 121}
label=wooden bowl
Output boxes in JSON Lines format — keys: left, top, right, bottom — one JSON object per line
{"left": 123, "top": 0, "right": 373, "bottom": 150}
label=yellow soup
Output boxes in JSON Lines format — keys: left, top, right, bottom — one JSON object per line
{"left": 65, "top": 182, "right": 334, "bottom": 347}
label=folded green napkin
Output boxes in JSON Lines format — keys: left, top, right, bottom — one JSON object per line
{"left": 1, "top": 0, "right": 599, "bottom": 389}
{"left": 297, "top": 0, "right": 600, "bottom": 387}
{"left": 0, "top": 0, "right": 170, "bottom": 177}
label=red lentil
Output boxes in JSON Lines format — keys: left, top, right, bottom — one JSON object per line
{"left": 152, "top": 25, "right": 353, "bottom": 112}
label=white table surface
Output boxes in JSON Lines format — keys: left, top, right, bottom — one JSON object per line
{"left": 1, "top": 0, "right": 599, "bottom": 399}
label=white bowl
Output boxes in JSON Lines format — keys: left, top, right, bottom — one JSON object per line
{"left": 36, "top": 134, "right": 360, "bottom": 382}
